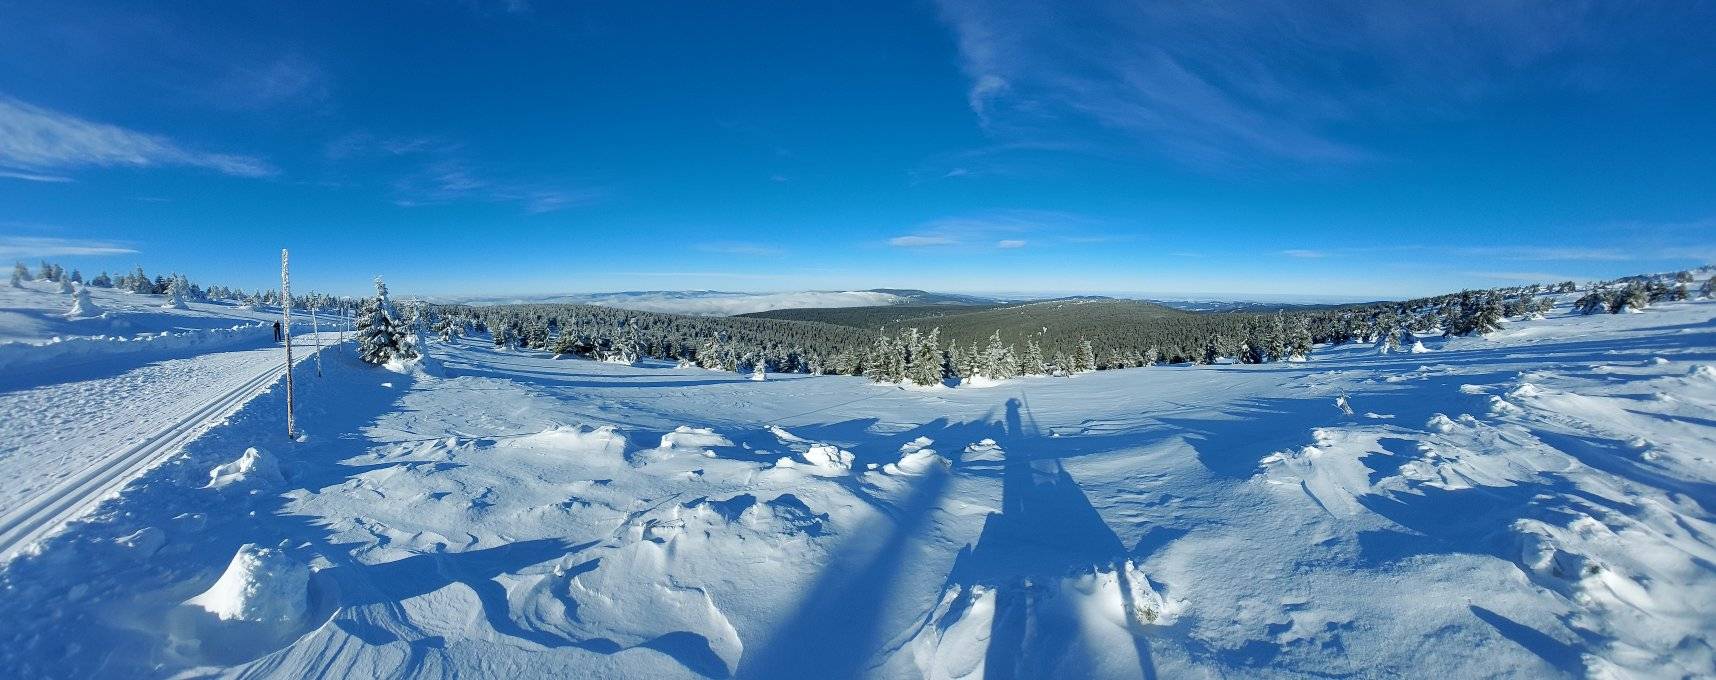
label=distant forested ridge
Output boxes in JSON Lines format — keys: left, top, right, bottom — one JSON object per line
{"left": 423, "top": 269, "right": 1710, "bottom": 385}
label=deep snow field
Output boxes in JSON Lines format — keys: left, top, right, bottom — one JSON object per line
{"left": 2, "top": 287, "right": 1714, "bottom": 678}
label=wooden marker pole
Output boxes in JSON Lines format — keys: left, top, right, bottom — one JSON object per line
{"left": 311, "top": 305, "right": 323, "bottom": 377}
{"left": 282, "top": 249, "right": 295, "bottom": 440}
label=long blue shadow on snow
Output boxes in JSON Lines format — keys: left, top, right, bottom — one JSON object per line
{"left": 735, "top": 450, "right": 953, "bottom": 679}
{"left": 1468, "top": 605, "right": 1586, "bottom": 677}
{"left": 938, "top": 397, "right": 1158, "bottom": 680}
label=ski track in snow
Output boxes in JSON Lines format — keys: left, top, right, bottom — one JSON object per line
{"left": 0, "top": 335, "right": 339, "bottom": 563}
{"left": 1, "top": 295, "right": 1714, "bottom": 679}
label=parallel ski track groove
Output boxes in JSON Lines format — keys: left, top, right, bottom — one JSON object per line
{"left": 0, "top": 340, "right": 329, "bottom": 563}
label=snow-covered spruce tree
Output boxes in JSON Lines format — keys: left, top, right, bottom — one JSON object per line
{"left": 1702, "top": 277, "right": 1716, "bottom": 299}
{"left": 1609, "top": 284, "right": 1649, "bottom": 313}
{"left": 1573, "top": 292, "right": 1605, "bottom": 315}
{"left": 128, "top": 266, "right": 152, "bottom": 294}
{"left": 865, "top": 335, "right": 900, "bottom": 382}
{"left": 69, "top": 269, "right": 81, "bottom": 284}
{"left": 1288, "top": 315, "right": 1313, "bottom": 359}
{"left": 979, "top": 331, "right": 1016, "bottom": 380}
{"left": 1469, "top": 296, "right": 1504, "bottom": 335}
{"left": 1263, "top": 315, "right": 1288, "bottom": 362}
{"left": 67, "top": 284, "right": 102, "bottom": 317}
{"left": 162, "top": 274, "right": 190, "bottom": 308}
{"left": 1021, "top": 339, "right": 1047, "bottom": 376}
{"left": 1074, "top": 338, "right": 1097, "bottom": 373}
{"left": 57, "top": 275, "right": 74, "bottom": 294}
{"left": 905, "top": 328, "right": 944, "bottom": 386}
{"left": 38, "top": 261, "right": 53, "bottom": 280}
{"left": 9, "top": 268, "right": 22, "bottom": 288}
{"left": 13, "top": 261, "right": 30, "bottom": 283}
{"left": 354, "top": 277, "right": 415, "bottom": 365}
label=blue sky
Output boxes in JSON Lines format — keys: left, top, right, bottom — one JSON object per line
{"left": 1, "top": 1, "right": 1713, "bottom": 299}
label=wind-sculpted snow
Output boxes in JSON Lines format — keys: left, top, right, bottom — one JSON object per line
{"left": 1, "top": 292, "right": 1714, "bottom": 678}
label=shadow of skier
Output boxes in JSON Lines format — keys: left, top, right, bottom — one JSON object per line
{"left": 933, "top": 396, "right": 1159, "bottom": 679}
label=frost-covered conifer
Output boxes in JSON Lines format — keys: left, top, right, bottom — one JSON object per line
{"left": 162, "top": 274, "right": 190, "bottom": 308}
{"left": 1073, "top": 338, "right": 1097, "bottom": 373}
{"left": 1021, "top": 339, "right": 1047, "bottom": 375}
{"left": 355, "top": 277, "right": 415, "bottom": 365}
{"left": 67, "top": 284, "right": 102, "bottom": 317}
{"left": 905, "top": 328, "right": 944, "bottom": 386}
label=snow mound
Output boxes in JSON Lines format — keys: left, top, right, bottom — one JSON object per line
{"left": 1691, "top": 365, "right": 1716, "bottom": 381}
{"left": 885, "top": 437, "right": 948, "bottom": 475}
{"left": 801, "top": 443, "right": 855, "bottom": 472}
{"left": 1508, "top": 383, "right": 1542, "bottom": 399}
{"left": 660, "top": 426, "right": 734, "bottom": 451}
{"left": 509, "top": 425, "right": 628, "bottom": 457}
{"left": 1426, "top": 413, "right": 1458, "bottom": 433}
{"left": 961, "top": 438, "right": 1006, "bottom": 463}
{"left": 909, "top": 584, "right": 996, "bottom": 679}
{"left": 186, "top": 543, "right": 310, "bottom": 624}
{"left": 1408, "top": 340, "right": 1430, "bottom": 353}
{"left": 206, "top": 447, "right": 284, "bottom": 490}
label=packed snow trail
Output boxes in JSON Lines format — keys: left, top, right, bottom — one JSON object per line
{"left": 0, "top": 334, "right": 339, "bottom": 563}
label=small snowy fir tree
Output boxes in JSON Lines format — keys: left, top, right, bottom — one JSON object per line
{"left": 981, "top": 331, "right": 1018, "bottom": 380}
{"left": 905, "top": 327, "right": 944, "bottom": 386}
{"left": 1702, "top": 277, "right": 1716, "bottom": 299}
{"left": 57, "top": 274, "right": 75, "bottom": 294}
{"left": 1288, "top": 316, "right": 1313, "bottom": 359}
{"left": 751, "top": 361, "right": 766, "bottom": 381}
{"left": 66, "top": 284, "right": 102, "bottom": 317}
{"left": 13, "top": 261, "right": 31, "bottom": 283}
{"left": 1021, "top": 339, "right": 1047, "bottom": 376}
{"left": 162, "top": 274, "right": 190, "bottom": 308}
{"left": 1074, "top": 338, "right": 1097, "bottom": 373}
{"left": 354, "top": 277, "right": 416, "bottom": 365}
{"left": 865, "top": 335, "right": 899, "bottom": 382}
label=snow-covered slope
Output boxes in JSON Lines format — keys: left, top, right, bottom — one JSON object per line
{"left": 2, "top": 296, "right": 1714, "bottom": 678}
{"left": 0, "top": 279, "right": 288, "bottom": 345}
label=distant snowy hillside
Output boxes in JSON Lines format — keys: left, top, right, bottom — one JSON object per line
{"left": 425, "top": 289, "right": 1001, "bottom": 316}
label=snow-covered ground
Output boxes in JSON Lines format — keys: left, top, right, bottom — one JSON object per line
{"left": 1, "top": 295, "right": 1713, "bottom": 678}
{"left": 0, "top": 279, "right": 292, "bottom": 344}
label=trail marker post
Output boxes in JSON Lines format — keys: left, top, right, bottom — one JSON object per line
{"left": 311, "top": 305, "right": 323, "bottom": 377}
{"left": 282, "top": 249, "right": 295, "bottom": 440}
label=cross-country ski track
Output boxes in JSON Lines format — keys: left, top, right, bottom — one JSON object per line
{"left": 0, "top": 336, "right": 338, "bottom": 563}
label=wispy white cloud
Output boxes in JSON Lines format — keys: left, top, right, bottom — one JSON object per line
{"left": 0, "top": 169, "right": 72, "bottom": 183}
{"left": 697, "top": 242, "right": 787, "bottom": 257}
{"left": 1282, "top": 249, "right": 1327, "bottom": 258}
{"left": 889, "top": 235, "right": 958, "bottom": 247}
{"left": 392, "top": 161, "right": 603, "bottom": 214}
{"left": 215, "top": 54, "right": 328, "bottom": 111}
{"left": 934, "top": 1, "right": 1699, "bottom": 170}
{"left": 0, "top": 236, "right": 138, "bottom": 258}
{"left": 890, "top": 210, "right": 1118, "bottom": 249}
{"left": 0, "top": 97, "right": 274, "bottom": 178}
